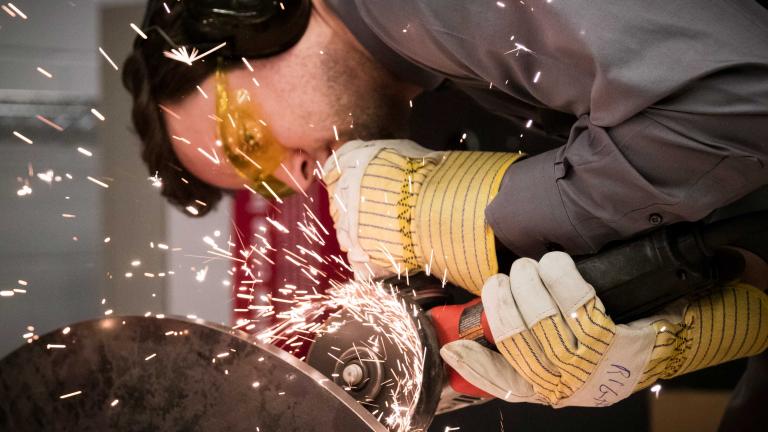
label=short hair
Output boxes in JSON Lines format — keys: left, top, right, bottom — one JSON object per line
{"left": 122, "top": 4, "right": 235, "bottom": 216}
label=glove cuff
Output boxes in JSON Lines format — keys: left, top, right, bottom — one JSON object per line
{"left": 414, "top": 152, "right": 522, "bottom": 294}
{"left": 635, "top": 282, "right": 768, "bottom": 390}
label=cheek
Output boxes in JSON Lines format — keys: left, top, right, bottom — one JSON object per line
{"left": 171, "top": 139, "right": 245, "bottom": 190}
{"left": 257, "top": 84, "right": 332, "bottom": 145}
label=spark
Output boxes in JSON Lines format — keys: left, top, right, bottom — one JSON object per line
{"left": 196, "top": 85, "right": 208, "bottom": 99}
{"left": 333, "top": 125, "right": 339, "bottom": 141}
{"left": 157, "top": 104, "right": 181, "bottom": 120}
{"left": 130, "top": 260, "right": 141, "bottom": 267}
{"left": 46, "top": 344, "right": 66, "bottom": 349}
{"left": 332, "top": 193, "right": 348, "bottom": 213}
{"left": 87, "top": 176, "right": 110, "bottom": 189}
{"left": 62, "top": 213, "right": 76, "bottom": 219}
{"left": 265, "top": 217, "right": 289, "bottom": 234}
{"left": 144, "top": 353, "right": 157, "bottom": 361}
{"left": 110, "top": 399, "right": 119, "bottom": 407}
{"left": 1, "top": 5, "right": 15, "bottom": 17}
{"left": 77, "top": 147, "right": 93, "bottom": 157}
{"left": 8, "top": 3, "right": 27, "bottom": 19}
{"left": 186, "top": 206, "right": 200, "bottom": 216}
{"left": 163, "top": 42, "right": 227, "bottom": 65}
{"left": 91, "top": 108, "right": 105, "bottom": 121}
{"left": 13, "top": 131, "right": 33, "bottom": 144}
{"left": 36, "top": 115, "right": 64, "bottom": 131}
{"left": 36, "top": 67, "right": 53, "bottom": 78}
{"left": 533, "top": 71, "right": 541, "bottom": 83}
{"left": 148, "top": 172, "right": 163, "bottom": 188}
{"left": 37, "top": 170, "right": 54, "bottom": 183}
{"left": 197, "top": 147, "right": 221, "bottom": 165}
{"left": 196, "top": 266, "right": 208, "bottom": 282}
{"left": 505, "top": 43, "right": 534, "bottom": 56}
{"left": 130, "top": 23, "right": 147, "bottom": 39}
{"left": 99, "top": 47, "right": 119, "bottom": 71}
{"left": 242, "top": 57, "right": 254, "bottom": 72}
{"left": 16, "top": 184, "right": 31, "bottom": 196}
{"left": 59, "top": 390, "right": 82, "bottom": 399}
{"left": 62, "top": 326, "right": 71, "bottom": 335}
{"left": 650, "top": 383, "right": 662, "bottom": 398}
{"left": 235, "top": 147, "right": 262, "bottom": 169}
{"left": 496, "top": 2, "right": 506, "bottom": 8}
{"left": 525, "top": 119, "right": 533, "bottom": 128}
{"left": 253, "top": 279, "right": 426, "bottom": 431}
{"left": 0, "top": 291, "right": 13, "bottom": 297}
{"left": 261, "top": 181, "right": 284, "bottom": 203}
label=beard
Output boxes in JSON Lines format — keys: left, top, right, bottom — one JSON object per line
{"left": 318, "top": 38, "right": 412, "bottom": 143}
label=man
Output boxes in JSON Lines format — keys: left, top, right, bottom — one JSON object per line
{"left": 123, "top": 0, "right": 768, "bottom": 428}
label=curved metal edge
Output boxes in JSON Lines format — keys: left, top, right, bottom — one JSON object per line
{"left": 4, "top": 314, "right": 388, "bottom": 432}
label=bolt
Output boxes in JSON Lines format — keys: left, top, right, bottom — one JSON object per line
{"left": 342, "top": 363, "right": 364, "bottom": 387}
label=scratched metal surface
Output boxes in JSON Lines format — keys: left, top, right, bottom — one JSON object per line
{"left": 0, "top": 315, "right": 386, "bottom": 432}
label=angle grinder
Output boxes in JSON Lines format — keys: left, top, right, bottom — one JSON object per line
{"left": 306, "top": 211, "right": 768, "bottom": 431}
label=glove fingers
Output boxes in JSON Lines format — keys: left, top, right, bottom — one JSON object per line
{"left": 481, "top": 273, "right": 563, "bottom": 399}
{"left": 537, "top": 252, "right": 596, "bottom": 316}
{"left": 498, "top": 333, "right": 564, "bottom": 402}
{"left": 440, "top": 340, "right": 538, "bottom": 403}
{"left": 508, "top": 258, "right": 559, "bottom": 328}
{"left": 481, "top": 273, "right": 525, "bottom": 341}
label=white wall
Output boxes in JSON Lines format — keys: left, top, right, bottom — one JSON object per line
{"left": 167, "top": 197, "right": 233, "bottom": 325}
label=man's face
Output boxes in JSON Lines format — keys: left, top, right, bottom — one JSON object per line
{"left": 162, "top": 10, "right": 414, "bottom": 193}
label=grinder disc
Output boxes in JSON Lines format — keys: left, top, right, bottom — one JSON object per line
{"left": 306, "top": 297, "right": 444, "bottom": 431}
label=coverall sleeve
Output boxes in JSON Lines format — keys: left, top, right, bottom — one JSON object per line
{"left": 476, "top": 1, "right": 768, "bottom": 257}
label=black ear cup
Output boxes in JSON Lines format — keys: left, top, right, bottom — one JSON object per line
{"left": 141, "top": 0, "right": 311, "bottom": 59}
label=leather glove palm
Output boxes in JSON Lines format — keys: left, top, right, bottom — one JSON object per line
{"left": 323, "top": 139, "right": 521, "bottom": 293}
{"left": 441, "top": 252, "right": 768, "bottom": 407}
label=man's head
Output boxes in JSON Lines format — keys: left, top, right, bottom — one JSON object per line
{"left": 123, "top": 0, "right": 419, "bottom": 215}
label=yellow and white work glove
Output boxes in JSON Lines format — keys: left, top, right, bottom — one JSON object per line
{"left": 440, "top": 252, "right": 768, "bottom": 407}
{"left": 323, "top": 140, "right": 522, "bottom": 294}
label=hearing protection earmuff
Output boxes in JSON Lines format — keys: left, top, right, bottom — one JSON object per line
{"left": 141, "top": 0, "right": 312, "bottom": 59}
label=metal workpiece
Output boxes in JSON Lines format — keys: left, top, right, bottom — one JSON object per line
{"left": 0, "top": 316, "right": 387, "bottom": 432}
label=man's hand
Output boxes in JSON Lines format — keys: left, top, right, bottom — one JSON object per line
{"left": 440, "top": 252, "right": 768, "bottom": 407}
{"left": 322, "top": 139, "right": 521, "bottom": 293}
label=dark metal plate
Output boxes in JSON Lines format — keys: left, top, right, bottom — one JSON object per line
{"left": 0, "top": 316, "right": 386, "bottom": 432}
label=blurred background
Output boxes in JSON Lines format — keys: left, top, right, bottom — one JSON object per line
{"left": 0, "top": 0, "right": 235, "bottom": 357}
{"left": 0, "top": 1, "right": 751, "bottom": 431}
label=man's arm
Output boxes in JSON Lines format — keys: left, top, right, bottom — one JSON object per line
{"left": 487, "top": 97, "right": 768, "bottom": 257}
{"left": 479, "top": 1, "right": 768, "bottom": 257}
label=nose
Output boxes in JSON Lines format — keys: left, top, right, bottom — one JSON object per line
{"left": 275, "top": 149, "right": 323, "bottom": 193}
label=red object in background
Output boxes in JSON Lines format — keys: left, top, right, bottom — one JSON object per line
{"left": 231, "top": 181, "right": 349, "bottom": 356}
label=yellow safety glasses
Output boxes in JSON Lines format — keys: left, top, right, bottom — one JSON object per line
{"left": 215, "top": 67, "right": 293, "bottom": 199}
